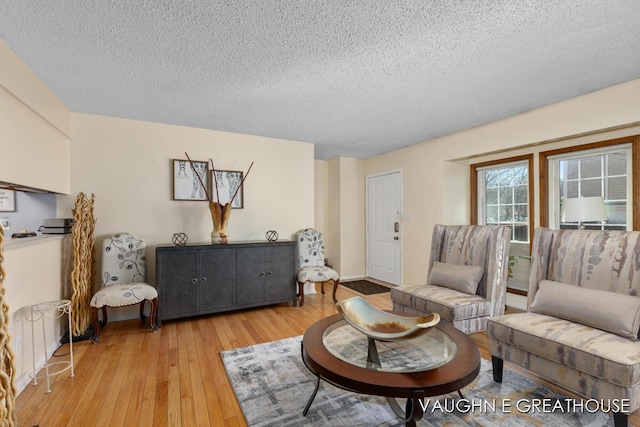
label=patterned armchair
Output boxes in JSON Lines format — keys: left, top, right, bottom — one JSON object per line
{"left": 489, "top": 227, "right": 640, "bottom": 427}
{"left": 90, "top": 232, "right": 158, "bottom": 343}
{"left": 391, "top": 224, "right": 511, "bottom": 334}
{"left": 296, "top": 228, "right": 339, "bottom": 306}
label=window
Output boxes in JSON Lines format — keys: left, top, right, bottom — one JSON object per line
{"left": 472, "top": 156, "right": 532, "bottom": 243}
{"left": 556, "top": 147, "right": 629, "bottom": 230}
{"left": 471, "top": 155, "right": 534, "bottom": 295}
{"left": 541, "top": 136, "right": 639, "bottom": 230}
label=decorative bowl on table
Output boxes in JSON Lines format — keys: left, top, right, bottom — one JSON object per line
{"left": 335, "top": 296, "right": 440, "bottom": 341}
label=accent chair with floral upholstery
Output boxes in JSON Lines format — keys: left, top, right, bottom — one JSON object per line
{"left": 391, "top": 224, "right": 511, "bottom": 334}
{"left": 90, "top": 232, "right": 158, "bottom": 343}
{"left": 489, "top": 227, "right": 640, "bottom": 427}
{"left": 296, "top": 228, "right": 339, "bottom": 306}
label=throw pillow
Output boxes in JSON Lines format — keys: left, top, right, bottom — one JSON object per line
{"left": 427, "top": 261, "right": 484, "bottom": 294}
{"left": 530, "top": 280, "right": 640, "bottom": 340}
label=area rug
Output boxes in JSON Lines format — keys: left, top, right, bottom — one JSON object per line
{"left": 341, "top": 280, "right": 391, "bottom": 295}
{"left": 221, "top": 336, "right": 613, "bottom": 426}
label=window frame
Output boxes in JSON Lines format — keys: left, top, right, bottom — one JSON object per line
{"left": 540, "top": 136, "right": 640, "bottom": 229}
{"left": 470, "top": 154, "right": 535, "bottom": 245}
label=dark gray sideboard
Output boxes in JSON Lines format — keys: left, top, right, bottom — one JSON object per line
{"left": 156, "top": 240, "right": 296, "bottom": 325}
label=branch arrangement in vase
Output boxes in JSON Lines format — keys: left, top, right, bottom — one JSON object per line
{"left": 184, "top": 152, "right": 253, "bottom": 244}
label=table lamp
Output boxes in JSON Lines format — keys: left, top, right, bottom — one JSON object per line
{"left": 561, "top": 196, "right": 607, "bottom": 229}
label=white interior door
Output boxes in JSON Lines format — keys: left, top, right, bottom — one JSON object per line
{"left": 366, "top": 171, "right": 402, "bottom": 285}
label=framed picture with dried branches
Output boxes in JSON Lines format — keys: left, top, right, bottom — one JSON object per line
{"left": 172, "top": 159, "right": 209, "bottom": 201}
{"left": 211, "top": 170, "right": 244, "bottom": 208}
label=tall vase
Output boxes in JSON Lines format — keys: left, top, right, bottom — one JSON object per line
{"left": 210, "top": 202, "right": 232, "bottom": 244}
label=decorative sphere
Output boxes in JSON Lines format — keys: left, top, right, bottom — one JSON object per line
{"left": 172, "top": 232, "right": 188, "bottom": 246}
{"left": 265, "top": 230, "right": 279, "bottom": 241}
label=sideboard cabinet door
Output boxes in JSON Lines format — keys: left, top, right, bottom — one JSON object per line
{"left": 236, "top": 243, "right": 295, "bottom": 307}
{"left": 236, "top": 247, "right": 267, "bottom": 306}
{"left": 265, "top": 244, "right": 295, "bottom": 302}
{"left": 157, "top": 249, "right": 199, "bottom": 321}
{"left": 199, "top": 246, "right": 235, "bottom": 311}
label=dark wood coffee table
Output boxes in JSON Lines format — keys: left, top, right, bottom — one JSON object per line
{"left": 301, "top": 313, "right": 481, "bottom": 426}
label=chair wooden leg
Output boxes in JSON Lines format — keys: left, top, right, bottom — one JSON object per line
{"left": 298, "top": 281, "right": 305, "bottom": 306}
{"left": 332, "top": 279, "right": 340, "bottom": 303}
{"left": 91, "top": 307, "right": 101, "bottom": 344}
{"left": 139, "top": 300, "right": 146, "bottom": 320}
{"left": 101, "top": 306, "right": 108, "bottom": 327}
{"left": 148, "top": 298, "right": 159, "bottom": 331}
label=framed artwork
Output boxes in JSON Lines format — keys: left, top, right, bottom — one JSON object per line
{"left": 0, "top": 189, "right": 16, "bottom": 212}
{"left": 172, "top": 159, "right": 209, "bottom": 201}
{"left": 212, "top": 170, "right": 244, "bottom": 208}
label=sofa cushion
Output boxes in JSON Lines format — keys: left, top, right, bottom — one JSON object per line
{"left": 427, "top": 261, "right": 484, "bottom": 294}
{"left": 390, "top": 284, "right": 490, "bottom": 323}
{"left": 530, "top": 280, "right": 640, "bottom": 340}
{"left": 488, "top": 312, "right": 640, "bottom": 387}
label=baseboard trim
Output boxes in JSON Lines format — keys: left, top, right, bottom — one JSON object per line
{"left": 340, "top": 274, "right": 365, "bottom": 281}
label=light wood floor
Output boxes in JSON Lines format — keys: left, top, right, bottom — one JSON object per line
{"left": 16, "top": 283, "right": 638, "bottom": 426}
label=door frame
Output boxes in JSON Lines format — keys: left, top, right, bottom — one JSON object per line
{"left": 365, "top": 169, "right": 403, "bottom": 285}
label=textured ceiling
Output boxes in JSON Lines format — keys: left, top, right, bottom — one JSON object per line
{"left": 1, "top": 1, "right": 640, "bottom": 160}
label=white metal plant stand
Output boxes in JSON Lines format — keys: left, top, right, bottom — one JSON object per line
{"left": 24, "top": 299, "right": 74, "bottom": 393}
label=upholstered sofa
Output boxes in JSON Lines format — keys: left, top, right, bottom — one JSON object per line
{"left": 391, "top": 224, "right": 511, "bottom": 334}
{"left": 488, "top": 227, "right": 640, "bottom": 427}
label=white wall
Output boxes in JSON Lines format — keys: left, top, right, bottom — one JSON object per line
{"left": 326, "top": 158, "right": 341, "bottom": 271}
{"left": 338, "top": 157, "right": 366, "bottom": 279}
{"left": 314, "top": 160, "right": 328, "bottom": 236}
{"left": 317, "top": 157, "right": 366, "bottom": 278}
{"left": 59, "top": 113, "right": 315, "bottom": 296}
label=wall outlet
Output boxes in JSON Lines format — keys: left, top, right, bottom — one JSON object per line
{"left": 14, "top": 336, "right": 21, "bottom": 354}
{"left": 0, "top": 218, "right": 9, "bottom": 230}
